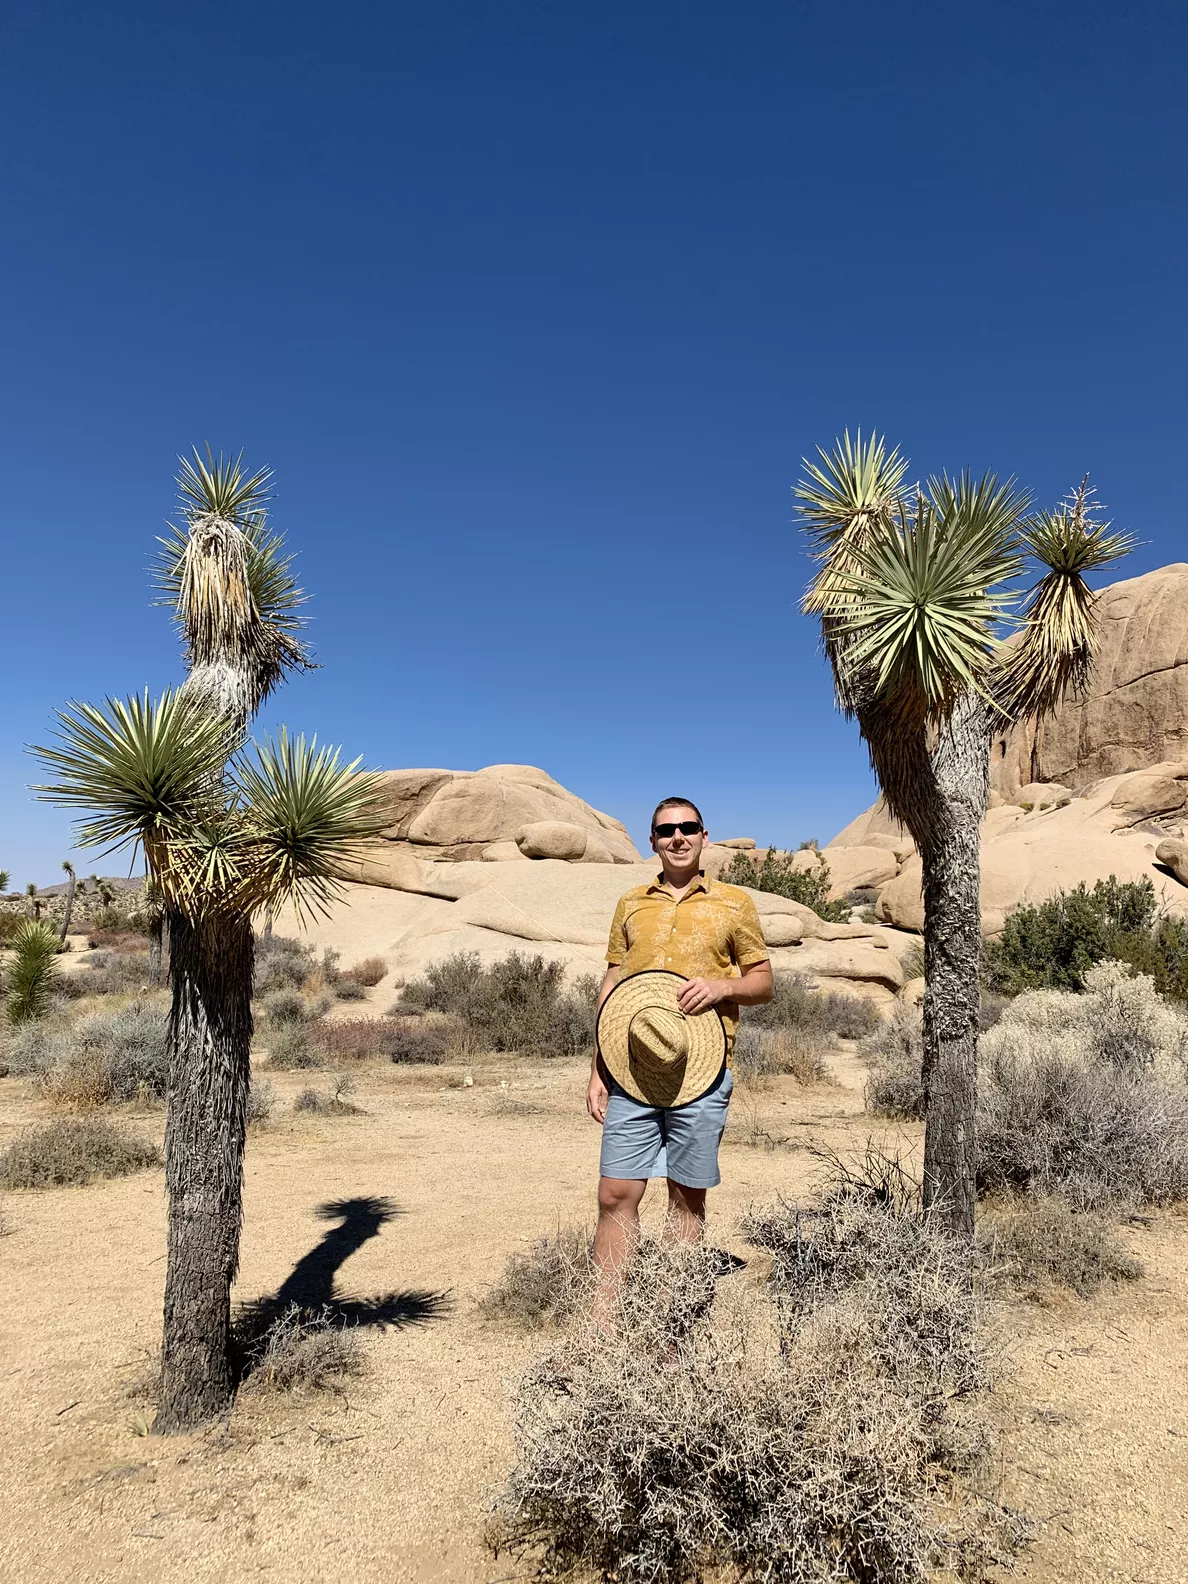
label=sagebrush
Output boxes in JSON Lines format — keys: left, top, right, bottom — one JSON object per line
{"left": 976, "top": 961, "right": 1188, "bottom": 1207}
{"left": 400, "top": 952, "right": 599, "bottom": 1058}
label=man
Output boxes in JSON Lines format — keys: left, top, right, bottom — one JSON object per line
{"left": 587, "top": 797, "right": 773, "bottom": 1310}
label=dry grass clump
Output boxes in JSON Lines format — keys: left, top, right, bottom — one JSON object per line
{"left": 978, "top": 1195, "right": 1143, "bottom": 1299}
{"left": 977, "top": 962, "right": 1188, "bottom": 1208}
{"left": 490, "top": 1222, "right": 1015, "bottom": 1584}
{"left": 0, "top": 1116, "right": 161, "bottom": 1188}
{"left": 399, "top": 951, "right": 598, "bottom": 1058}
{"left": 862, "top": 1004, "right": 926, "bottom": 1119}
{"left": 343, "top": 955, "right": 388, "bottom": 987}
{"left": 294, "top": 1074, "right": 362, "bottom": 1116}
{"left": 240, "top": 1304, "right": 365, "bottom": 1393}
{"left": 733, "top": 1024, "right": 827, "bottom": 1085}
{"left": 479, "top": 1226, "right": 593, "bottom": 1329}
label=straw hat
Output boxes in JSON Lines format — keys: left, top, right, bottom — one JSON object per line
{"left": 596, "top": 970, "right": 727, "bottom": 1108}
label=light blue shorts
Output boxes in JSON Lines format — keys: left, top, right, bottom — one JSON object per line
{"left": 599, "top": 1066, "right": 734, "bottom": 1189}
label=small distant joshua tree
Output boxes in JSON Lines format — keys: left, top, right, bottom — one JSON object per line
{"left": 34, "top": 450, "right": 387, "bottom": 1432}
{"left": 58, "top": 860, "right": 77, "bottom": 942}
{"left": 798, "top": 434, "right": 1131, "bottom": 1236}
{"left": 0, "top": 869, "right": 9, "bottom": 894}
{"left": 25, "top": 882, "right": 40, "bottom": 921}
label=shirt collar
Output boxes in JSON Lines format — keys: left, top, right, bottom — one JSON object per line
{"left": 646, "top": 871, "right": 710, "bottom": 899}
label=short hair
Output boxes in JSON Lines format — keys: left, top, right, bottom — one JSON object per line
{"left": 650, "top": 796, "right": 704, "bottom": 832}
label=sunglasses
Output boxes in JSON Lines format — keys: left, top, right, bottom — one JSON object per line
{"left": 652, "top": 821, "right": 703, "bottom": 838}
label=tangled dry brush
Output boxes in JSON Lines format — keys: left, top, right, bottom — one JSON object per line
{"left": 490, "top": 1193, "right": 1023, "bottom": 1584}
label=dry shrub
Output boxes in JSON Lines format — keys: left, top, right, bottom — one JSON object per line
{"left": 479, "top": 1226, "right": 593, "bottom": 1329}
{"left": 266, "top": 1024, "right": 324, "bottom": 1069}
{"left": 734, "top": 1024, "right": 827, "bottom": 1085}
{"left": 311, "top": 1016, "right": 455, "bottom": 1064}
{"left": 399, "top": 951, "right": 598, "bottom": 1058}
{"left": 0, "top": 1116, "right": 161, "bottom": 1188}
{"left": 39, "top": 1004, "right": 169, "bottom": 1109}
{"left": 862, "top": 1004, "right": 925, "bottom": 1120}
{"left": 246, "top": 1078, "right": 276, "bottom": 1127}
{"left": 253, "top": 933, "right": 315, "bottom": 994}
{"left": 977, "top": 963, "right": 1188, "bottom": 1207}
{"left": 490, "top": 1226, "right": 1015, "bottom": 1584}
{"left": 85, "top": 928, "right": 148, "bottom": 952}
{"left": 1, "top": 1022, "right": 58, "bottom": 1076}
{"left": 978, "top": 1195, "right": 1143, "bottom": 1299}
{"left": 241, "top": 1304, "right": 365, "bottom": 1393}
{"left": 294, "top": 1075, "right": 362, "bottom": 1116}
{"left": 344, "top": 956, "right": 388, "bottom": 987}
{"left": 59, "top": 947, "right": 152, "bottom": 998}
{"left": 742, "top": 973, "right": 880, "bottom": 1042}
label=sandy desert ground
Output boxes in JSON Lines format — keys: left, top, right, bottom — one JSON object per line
{"left": 2, "top": 1041, "right": 1187, "bottom": 1584}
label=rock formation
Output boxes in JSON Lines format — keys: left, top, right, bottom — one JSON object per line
{"left": 342, "top": 763, "right": 645, "bottom": 877}
{"left": 830, "top": 762, "right": 1188, "bottom": 937}
{"left": 990, "top": 563, "right": 1188, "bottom": 798}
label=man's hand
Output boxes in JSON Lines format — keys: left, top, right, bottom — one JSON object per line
{"left": 677, "top": 977, "right": 733, "bottom": 1016}
{"left": 587, "top": 1069, "right": 609, "bottom": 1124}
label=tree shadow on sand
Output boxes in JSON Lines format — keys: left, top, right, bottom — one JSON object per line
{"left": 234, "top": 1195, "right": 450, "bottom": 1366}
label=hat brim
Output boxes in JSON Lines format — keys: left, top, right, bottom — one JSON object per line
{"left": 596, "top": 970, "right": 727, "bottom": 1108}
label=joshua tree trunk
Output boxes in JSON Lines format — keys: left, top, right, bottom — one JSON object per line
{"left": 59, "top": 868, "right": 77, "bottom": 943}
{"left": 147, "top": 910, "right": 167, "bottom": 988}
{"left": 915, "top": 697, "right": 989, "bottom": 1236}
{"left": 154, "top": 909, "right": 254, "bottom": 1432}
{"left": 866, "top": 691, "right": 990, "bottom": 1238}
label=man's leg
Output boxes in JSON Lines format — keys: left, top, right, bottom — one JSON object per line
{"left": 664, "top": 1179, "right": 707, "bottom": 1242}
{"left": 593, "top": 1175, "right": 648, "bottom": 1325}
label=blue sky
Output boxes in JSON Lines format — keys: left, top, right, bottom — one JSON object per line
{"left": 2, "top": 0, "right": 1186, "bottom": 886}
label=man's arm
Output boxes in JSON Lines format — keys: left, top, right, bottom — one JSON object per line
{"left": 676, "top": 958, "right": 773, "bottom": 1016}
{"left": 586, "top": 965, "right": 619, "bottom": 1123}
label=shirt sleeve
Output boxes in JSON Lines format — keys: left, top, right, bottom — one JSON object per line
{"left": 732, "top": 893, "right": 770, "bottom": 967}
{"left": 605, "top": 896, "right": 628, "bottom": 966}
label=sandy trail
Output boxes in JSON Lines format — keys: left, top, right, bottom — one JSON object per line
{"left": 2, "top": 1046, "right": 1186, "bottom": 1583}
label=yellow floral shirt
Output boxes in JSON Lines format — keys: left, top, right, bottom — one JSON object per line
{"left": 605, "top": 875, "right": 769, "bottom": 1051}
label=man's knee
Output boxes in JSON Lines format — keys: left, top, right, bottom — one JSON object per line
{"left": 598, "top": 1175, "right": 647, "bottom": 1217}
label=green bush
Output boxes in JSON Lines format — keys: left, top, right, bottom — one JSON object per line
{"left": 982, "top": 876, "right": 1188, "bottom": 1000}
{"left": 400, "top": 952, "right": 599, "bottom": 1058}
{"left": 722, "top": 847, "right": 850, "bottom": 922}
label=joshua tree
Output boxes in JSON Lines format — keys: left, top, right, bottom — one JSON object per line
{"left": 0, "top": 869, "right": 9, "bottom": 894}
{"left": 145, "top": 876, "right": 166, "bottom": 988}
{"left": 4, "top": 920, "right": 61, "bottom": 1024}
{"left": 34, "top": 695, "right": 385, "bottom": 1426}
{"left": 798, "top": 435, "right": 1131, "bottom": 1235}
{"left": 25, "top": 882, "right": 39, "bottom": 920}
{"left": 58, "top": 860, "right": 77, "bottom": 942}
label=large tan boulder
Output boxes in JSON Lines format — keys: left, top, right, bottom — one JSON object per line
{"left": 1157, "top": 838, "right": 1188, "bottom": 887}
{"left": 363, "top": 763, "right": 644, "bottom": 865}
{"left": 991, "top": 564, "right": 1188, "bottom": 797}
{"left": 1108, "top": 765, "right": 1188, "bottom": 821}
{"left": 515, "top": 821, "right": 591, "bottom": 861}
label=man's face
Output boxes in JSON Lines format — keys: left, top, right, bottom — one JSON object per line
{"left": 650, "top": 804, "right": 707, "bottom": 868}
